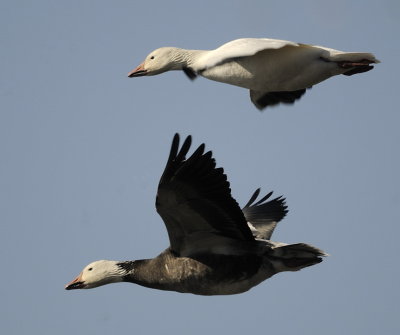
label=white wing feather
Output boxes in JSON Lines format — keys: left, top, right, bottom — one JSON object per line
{"left": 194, "top": 38, "right": 299, "bottom": 70}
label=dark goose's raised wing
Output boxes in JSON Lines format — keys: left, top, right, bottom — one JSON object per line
{"left": 156, "top": 134, "right": 254, "bottom": 257}
{"left": 242, "top": 188, "right": 288, "bottom": 240}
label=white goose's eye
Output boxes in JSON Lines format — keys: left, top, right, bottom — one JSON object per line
{"left": 88, "top": 267, "right": 93, "bottom": 271}
{"left": 150, "top": 56, "right": 155, "bottom": 60}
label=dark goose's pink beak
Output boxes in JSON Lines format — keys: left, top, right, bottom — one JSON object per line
{"left": 65, "top": 273, "right": 85, "bottom": 290}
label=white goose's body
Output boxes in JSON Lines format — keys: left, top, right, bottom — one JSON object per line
{"left": 128, "top": 38, "right": 379, "bottom": 110}
{"left": 200, "top": 44, "right": 338, "bottom": 91}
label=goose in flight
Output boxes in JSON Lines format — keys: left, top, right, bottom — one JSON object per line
{"left": 128, "top": 38, "right": 379, "bottom": 110}
{"left": 65, "top": 134, "right": 326, "bottom": 295}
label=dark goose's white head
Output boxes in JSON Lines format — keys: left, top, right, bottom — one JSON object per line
{"left": 65, "top": 260, "right": 127, "bottom": 290}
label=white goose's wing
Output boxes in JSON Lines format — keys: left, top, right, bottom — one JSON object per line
{"left": 194, "top": 38, "right": 298, "bottom": 71}
{"left": 156, "top": 134, "right": 254, "bottom": 257}
{"left": 242, "top": 188, "right": 288, "bottom": 240}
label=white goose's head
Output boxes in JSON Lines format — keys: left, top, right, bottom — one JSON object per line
{"left": 65, "top": 260, "right": 127, "bottom": 290}
{"left": 128, "top": 47, "right": 187, "bottom": 77}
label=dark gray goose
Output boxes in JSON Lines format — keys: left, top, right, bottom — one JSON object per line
{"left": 65, "top": 134, "right": 326, "bottom": 295}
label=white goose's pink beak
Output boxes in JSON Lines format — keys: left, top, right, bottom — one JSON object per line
{"left": 65, "top": 273, "right": 85, "bottom": 290}
{"left": 127, "top": 62, "right": 147, "bottom": 77}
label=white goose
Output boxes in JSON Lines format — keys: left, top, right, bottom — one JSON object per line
{"left": 65, "top": 134, "right": 326, "bottom": 295}
{"left": 128, "top": 38, "right": 379, "bottom": 110}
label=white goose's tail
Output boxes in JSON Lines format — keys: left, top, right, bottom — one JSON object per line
{"left": 269, "top": 243, "right": 328, "bottom": 272}
{"left": 322, "top": 48, "right": 380, "bottom": 76}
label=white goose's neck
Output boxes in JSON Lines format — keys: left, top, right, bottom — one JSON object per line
{"left": 170, "top": 48, "right": 207, "bottom": 69}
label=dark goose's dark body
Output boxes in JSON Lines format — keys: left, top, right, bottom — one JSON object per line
{"left": 119, "top": 249, "right": 266, "bottom": 295}
{"left": 119, "top": 241, "right": 323, "bottom": 296}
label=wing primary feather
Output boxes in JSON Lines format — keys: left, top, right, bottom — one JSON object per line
{"left": 188, "top": 143, "right": 205, "bottom": 161}
{"left": 175, "top": 135, "right": 192, "bottom": 163}
{"left": 254, "top": 191, "right": 273, "bottom": 206}
{"left": 168, "top": 133, "right": 180, "bottom": 164}
{"left": 243, "top": 188, "right": 261, "bottom": 208}
{"left": 159, "top": 134, "right": 192, "bottom": 185}
{"left": 175, "top": 143, "right": 205, "bottom": 177}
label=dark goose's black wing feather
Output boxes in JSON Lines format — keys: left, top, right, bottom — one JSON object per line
{"left": 156, "top": 134, "right": 254, "bottom": 256}
{"left": 242, "top": 188, "right": 288, "bottom": 240}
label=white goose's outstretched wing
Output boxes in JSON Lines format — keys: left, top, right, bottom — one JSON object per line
{"left": 195, "top": 38, "right": 298, "bottom": 70}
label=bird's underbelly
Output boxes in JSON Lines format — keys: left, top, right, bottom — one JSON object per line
{"left": 195, "top": 266, "right": 275, "bottom": 295}
{"left": 157, "top": 257, "right": 276, "bottom": 296}
{"left": 201, "top": 48, "right": 341, "bottom": 92}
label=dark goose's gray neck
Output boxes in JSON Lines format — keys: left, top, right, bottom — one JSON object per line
{"left": 117, "top": 250, "right": 190, "bottom": 291}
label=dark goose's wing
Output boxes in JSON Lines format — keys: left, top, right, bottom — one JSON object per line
{"left": 242, "top": 188, "right": 288, "bottom": 240}
{"left": 156, "top": 134, "right": 254, "bottom": 257}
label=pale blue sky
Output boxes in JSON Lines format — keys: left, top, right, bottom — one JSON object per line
{"left": 1, "top": 0, "right": 399, "bottom": 334}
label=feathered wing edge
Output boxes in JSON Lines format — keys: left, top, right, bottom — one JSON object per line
{"left": 156, "top": 134, "right": 255, "bottom": 255}
{"left": 242, "top": 188, "right": 288, "bottom": 240}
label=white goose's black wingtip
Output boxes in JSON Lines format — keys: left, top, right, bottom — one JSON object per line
{"left": 183, "top": 67, "right": 198, "bottom": 80}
